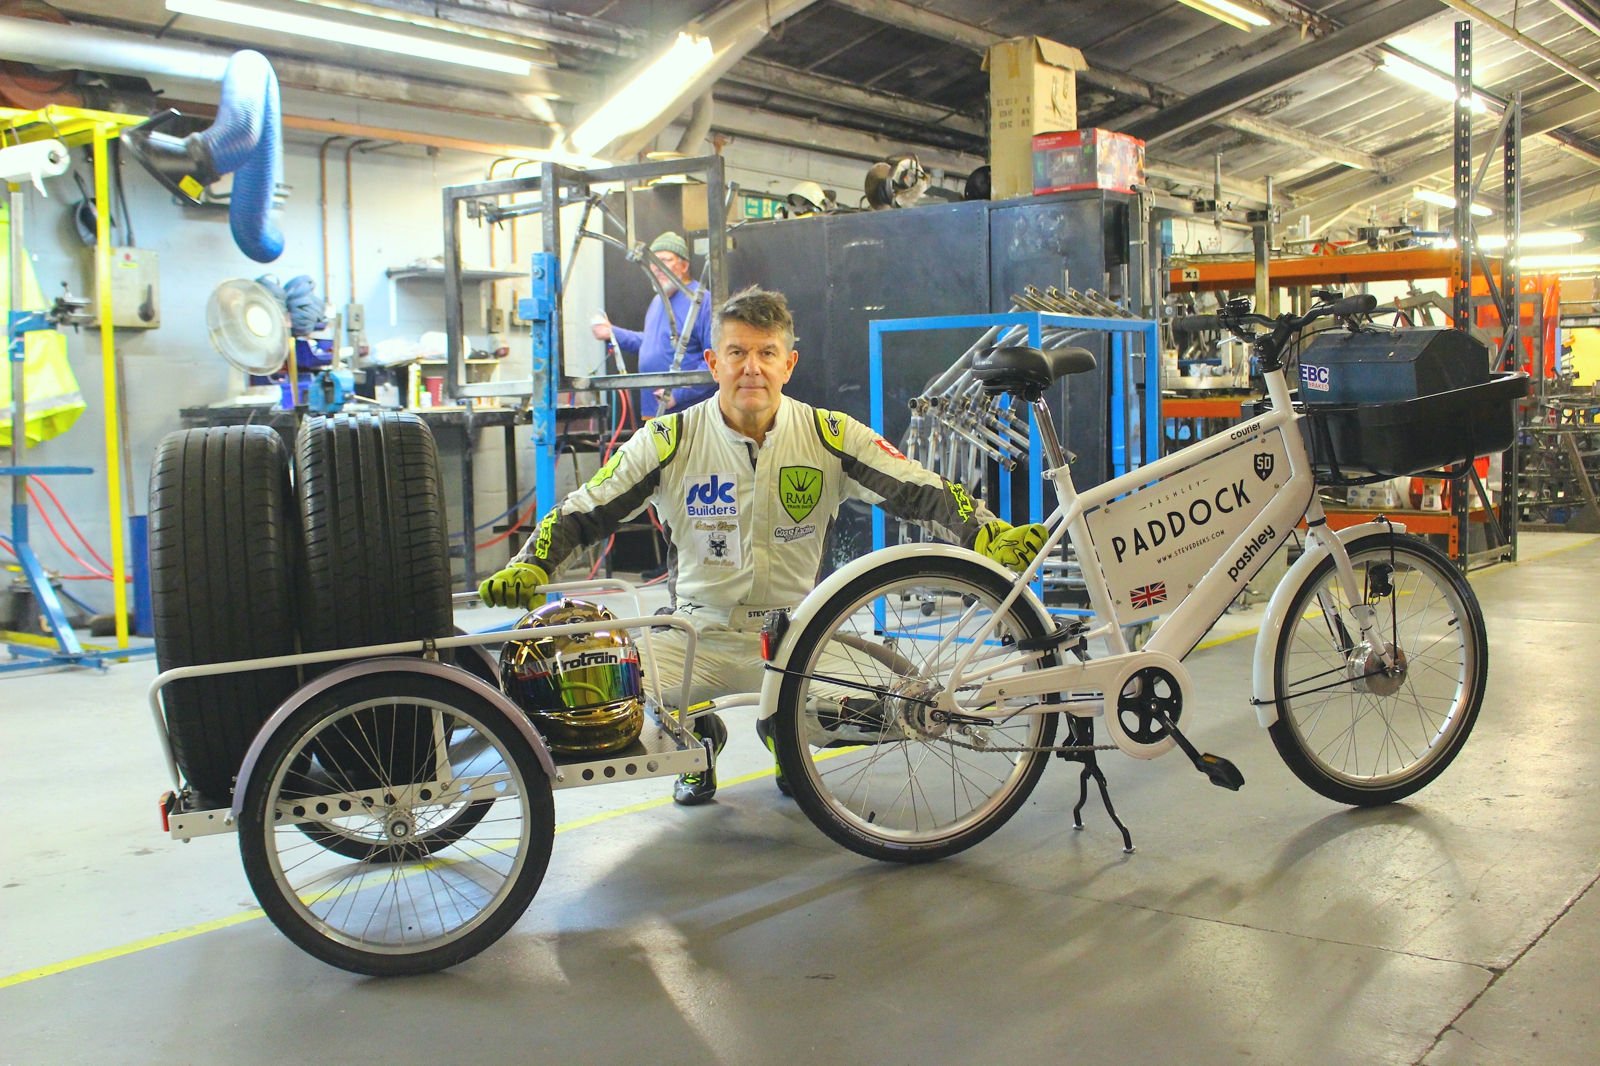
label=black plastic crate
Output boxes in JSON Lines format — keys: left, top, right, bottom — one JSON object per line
{"left": 1297, "top": 372, "right": 1529, "bottom": 481}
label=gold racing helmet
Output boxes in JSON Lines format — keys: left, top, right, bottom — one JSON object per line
{"left": 498, "top": 599, "right": 645, "bottom": 755}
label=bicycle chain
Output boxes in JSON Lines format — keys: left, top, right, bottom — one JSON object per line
{"left": 935, "top": 736, "right": 1119, "bottom": 755}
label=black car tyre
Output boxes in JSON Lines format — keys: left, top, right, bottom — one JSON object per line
{"left": 149, "top": 426, "right": 298, "bottom": 803}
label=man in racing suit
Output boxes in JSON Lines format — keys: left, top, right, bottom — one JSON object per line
{"left": 479, "top": 287, "right": 1047, "bottom": 804}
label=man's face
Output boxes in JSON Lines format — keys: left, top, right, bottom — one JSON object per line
{"left": 649, "top": 252, "right": 690, "bottom": 288}
{"left": 705, "top": 319, "right": 797, "bottom": 421}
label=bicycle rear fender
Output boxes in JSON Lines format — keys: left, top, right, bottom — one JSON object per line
{"left": 230, "top": 657, "right": 558, "bottom": 820}
{"left": 757, "top": 543, "right": 1055, "bottom": 721}
{"left": 1249, "top": 521, "right": 1405, "bottom": 726}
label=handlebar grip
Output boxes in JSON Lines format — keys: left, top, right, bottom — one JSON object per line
{"left": 1327, "top": 294, "right": 1377, "bottom": 318}
{"left": 1173, "top": 315, "right": 1220, "bottom": 331}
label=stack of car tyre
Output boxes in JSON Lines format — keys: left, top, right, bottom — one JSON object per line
{"left": 149, "top": 411, "right": 454, "bottom": 805}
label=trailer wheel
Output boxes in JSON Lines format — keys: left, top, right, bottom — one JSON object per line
{"left": 149, "top": 426, "right": 298, "bottom": 804}
{"left": 239, "top": 670, "right": 553, "bottom": 976}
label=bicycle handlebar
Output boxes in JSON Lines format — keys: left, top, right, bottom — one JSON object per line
{"left": 1172, "top": 292, "right": 1380, "bottom": 370}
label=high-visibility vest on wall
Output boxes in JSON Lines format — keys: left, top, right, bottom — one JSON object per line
{"left": 0, "top": 202, "right": 87, "bottom": 448}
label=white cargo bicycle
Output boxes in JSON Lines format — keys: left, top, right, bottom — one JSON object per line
{"left": 757, "top": 293, "right": 1524, "bottom": 862}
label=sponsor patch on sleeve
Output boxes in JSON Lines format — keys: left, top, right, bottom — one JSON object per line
{"left": 875, "top": 437, "right": 907, "bottom": 461}
{"left": 948, "top": 481, "right": 975, "bottom": 521}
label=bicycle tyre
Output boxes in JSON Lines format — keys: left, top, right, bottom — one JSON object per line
{"left": 773, "top": 554, "right": 1059, "bottom": 863}
{"left": 238, "top": 671, "right": 553, "bottom": 976}
{"left": 1269, "top": 531, "right": 1487, "bottom": 805}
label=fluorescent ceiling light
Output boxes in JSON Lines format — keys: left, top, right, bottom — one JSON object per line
{"left": 1174, "top": 0, "right": 1273, "bottom": 31}
{"left": 165, "top": 0, "right": 533, "bottom": 76}
{"left": 1517, "top": 253, "right": 1600, "bottom": 269}
{"left": 1380, "top": 50, "right": 1488, "bottom": 112}
{"left": 1478, "top": 231, "right": 1584, "bottom": 249}
{"left": 571, "top": 32, "right": 716, "bottom": 158}
{"left": 1413, "top": 187, "right": 1493, "bottom": 217}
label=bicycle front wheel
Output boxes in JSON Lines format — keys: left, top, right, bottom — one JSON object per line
{"left": 1269, "top": 532, "right": 1487, "bottom": 805}
{"left": 773, "top": 555, "right": 1060, "bottom": 863}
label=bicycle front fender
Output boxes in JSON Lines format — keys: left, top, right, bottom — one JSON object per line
{"left": 757, "top": 543, "right": 1053, "bottom": 721}
{"left": 1249, "top": 520, "right": 1406, "bottom": 726}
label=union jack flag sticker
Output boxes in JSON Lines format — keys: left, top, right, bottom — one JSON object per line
{"left": 1129, "top": 582, "right": 1168, "bottom": 609}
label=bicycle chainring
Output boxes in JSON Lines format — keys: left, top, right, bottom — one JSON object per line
{"left": 1108, "top": 667, "right": 1183, "bottom": 759}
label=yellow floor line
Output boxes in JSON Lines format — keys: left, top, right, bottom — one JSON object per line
{"left": 0, "top": 910, "right": 264, "bottom": 990}
{"left": 0, "top": 760, "right": 791, "bottom": 990}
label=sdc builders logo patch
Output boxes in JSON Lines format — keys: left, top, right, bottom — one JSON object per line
{"left": 780, "top": 466, "right": 822, "bottom": 523}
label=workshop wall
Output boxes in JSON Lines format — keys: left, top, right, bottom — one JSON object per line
{"left": 11, "top": 90, "right": 894, "bottom": 612}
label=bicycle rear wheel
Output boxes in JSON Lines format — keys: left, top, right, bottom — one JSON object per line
{"left": 772, "top": 555, "right": 1059, "bottom": 863}
{"left": 1269, "top": 532, "right": 1487, "bottom": 805}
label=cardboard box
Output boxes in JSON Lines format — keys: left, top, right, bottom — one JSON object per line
{"left": 983, "top": 36, "right": 1087, "bottom": 200}
{"left": 1033, "top": 129, "right": 1146, "bottom": 195}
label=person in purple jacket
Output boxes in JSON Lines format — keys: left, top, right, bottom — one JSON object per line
{"left": 590, "top": 231, "right": 716, "bottom": 418}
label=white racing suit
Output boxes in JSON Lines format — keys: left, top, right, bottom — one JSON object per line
{"left": 512, "top": 396, "right": 997, "bottom": 710}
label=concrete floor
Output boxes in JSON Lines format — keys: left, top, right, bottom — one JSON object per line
{"left": 3, "top": 535, "right": 1597, "bottom": 1066}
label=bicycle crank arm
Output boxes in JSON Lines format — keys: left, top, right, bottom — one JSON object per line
{"left": 1148, "top": 706, "right": 1244, "bottom": 791}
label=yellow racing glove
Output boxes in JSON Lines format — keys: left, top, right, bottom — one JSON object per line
{"left": 973, "top": 521, "right": 1048, "bottom": 571}
{"left": 478, "top": 561, "right": 549, "bottom": 609}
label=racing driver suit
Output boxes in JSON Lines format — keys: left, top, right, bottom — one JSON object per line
{"left": 508, "top": 395, "right": 1001, "bottom": 706}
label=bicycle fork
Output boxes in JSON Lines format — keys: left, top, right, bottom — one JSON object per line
{"left": 1304, "top": 498, "right": 1396, "bottom": 670}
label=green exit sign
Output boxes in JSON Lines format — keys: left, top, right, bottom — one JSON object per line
{"left": 742, "top": 195, "right": 783, "bottom": 219}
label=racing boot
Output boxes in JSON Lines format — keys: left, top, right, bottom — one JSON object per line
{"left": 754, "top": 715, "right": 791, "bottom": 797}
{"left": 674, "top": 712, "right": 728, "bottom": 806}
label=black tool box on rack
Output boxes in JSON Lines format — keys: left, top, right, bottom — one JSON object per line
{"left": 1297, "top": 326, "right": 1488, "bottom": 404}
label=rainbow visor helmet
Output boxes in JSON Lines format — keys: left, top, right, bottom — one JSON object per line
{"left": 498, "top": 598, "right": 645, "bottom": 755}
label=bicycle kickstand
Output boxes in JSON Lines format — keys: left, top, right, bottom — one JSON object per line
{"left": 1062, "top": 718, "right": 1134, "bottom": 853}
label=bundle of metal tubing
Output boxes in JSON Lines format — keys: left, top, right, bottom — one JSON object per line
{"left": 899, "top": 286, "right": 1132, "bottom": 489}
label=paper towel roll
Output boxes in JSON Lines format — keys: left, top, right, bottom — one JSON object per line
{"left": 0, "top": 139, "right": 71, "bottom": 194}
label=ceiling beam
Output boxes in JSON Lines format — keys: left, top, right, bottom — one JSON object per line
{"left": 1217, "top": 113, "right": 1385, "bottom": 171}
{"left": 1296, "top": 90, "right": 1600, "bottom": 225}
{"left": 828, "top": 0, "right": 998, "bottom": 51}
{"left": 1548, "top": 0, "right": 1600, "bottom": 37}
{"left": 596, "top": 0, "right": 820, "bottom": 160}
{"left": 1522, "top": 183, "right": 1600, "bottom": 227}
{"left": 708, "top": 99, "right": 984, "bottom": 173}
{"left": 1433, "top": 0, "right": 1600, "bottom": 95}
{"left": 1122, "top": 0, "right": 1446, "bottom": 144}
{"left": 724, "top": 56, "right": 984, "bottom": 137}
{"left": 828, "top": 0, "right": 1385, "bottom": 170}
{"left": 1142, "top": 160, "right": 1281, "bottom": 206}
{"left": 4, "top": 9, "right": 596, "bottom": 100}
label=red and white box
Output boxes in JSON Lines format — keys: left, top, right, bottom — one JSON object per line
{"left": 1032, "top": 128, "right": 1146, "bottom": 195}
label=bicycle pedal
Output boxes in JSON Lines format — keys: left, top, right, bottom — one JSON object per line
{"left": 1195, "top": 752, "right": 1244, "bottom": 791}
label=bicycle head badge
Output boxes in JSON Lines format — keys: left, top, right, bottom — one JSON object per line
{"left": 499, "top": 598, "right": 645, "bottom": 755}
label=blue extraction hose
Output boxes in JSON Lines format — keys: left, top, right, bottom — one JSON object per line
{"left": 194, "top": 51, "right": 283, "bottom": 263}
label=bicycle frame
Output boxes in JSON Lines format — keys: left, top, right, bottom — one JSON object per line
{"left": 936, "top": 364, "right": 1379, "bottom": 708}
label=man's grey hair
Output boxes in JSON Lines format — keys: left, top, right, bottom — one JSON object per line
{"left": 711, "top": 285, "right": 796, "bottom": 352}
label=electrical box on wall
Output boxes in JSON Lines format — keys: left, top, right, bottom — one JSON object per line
{"left": 93, "top": 247, "right": 160, "bottom": 329}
